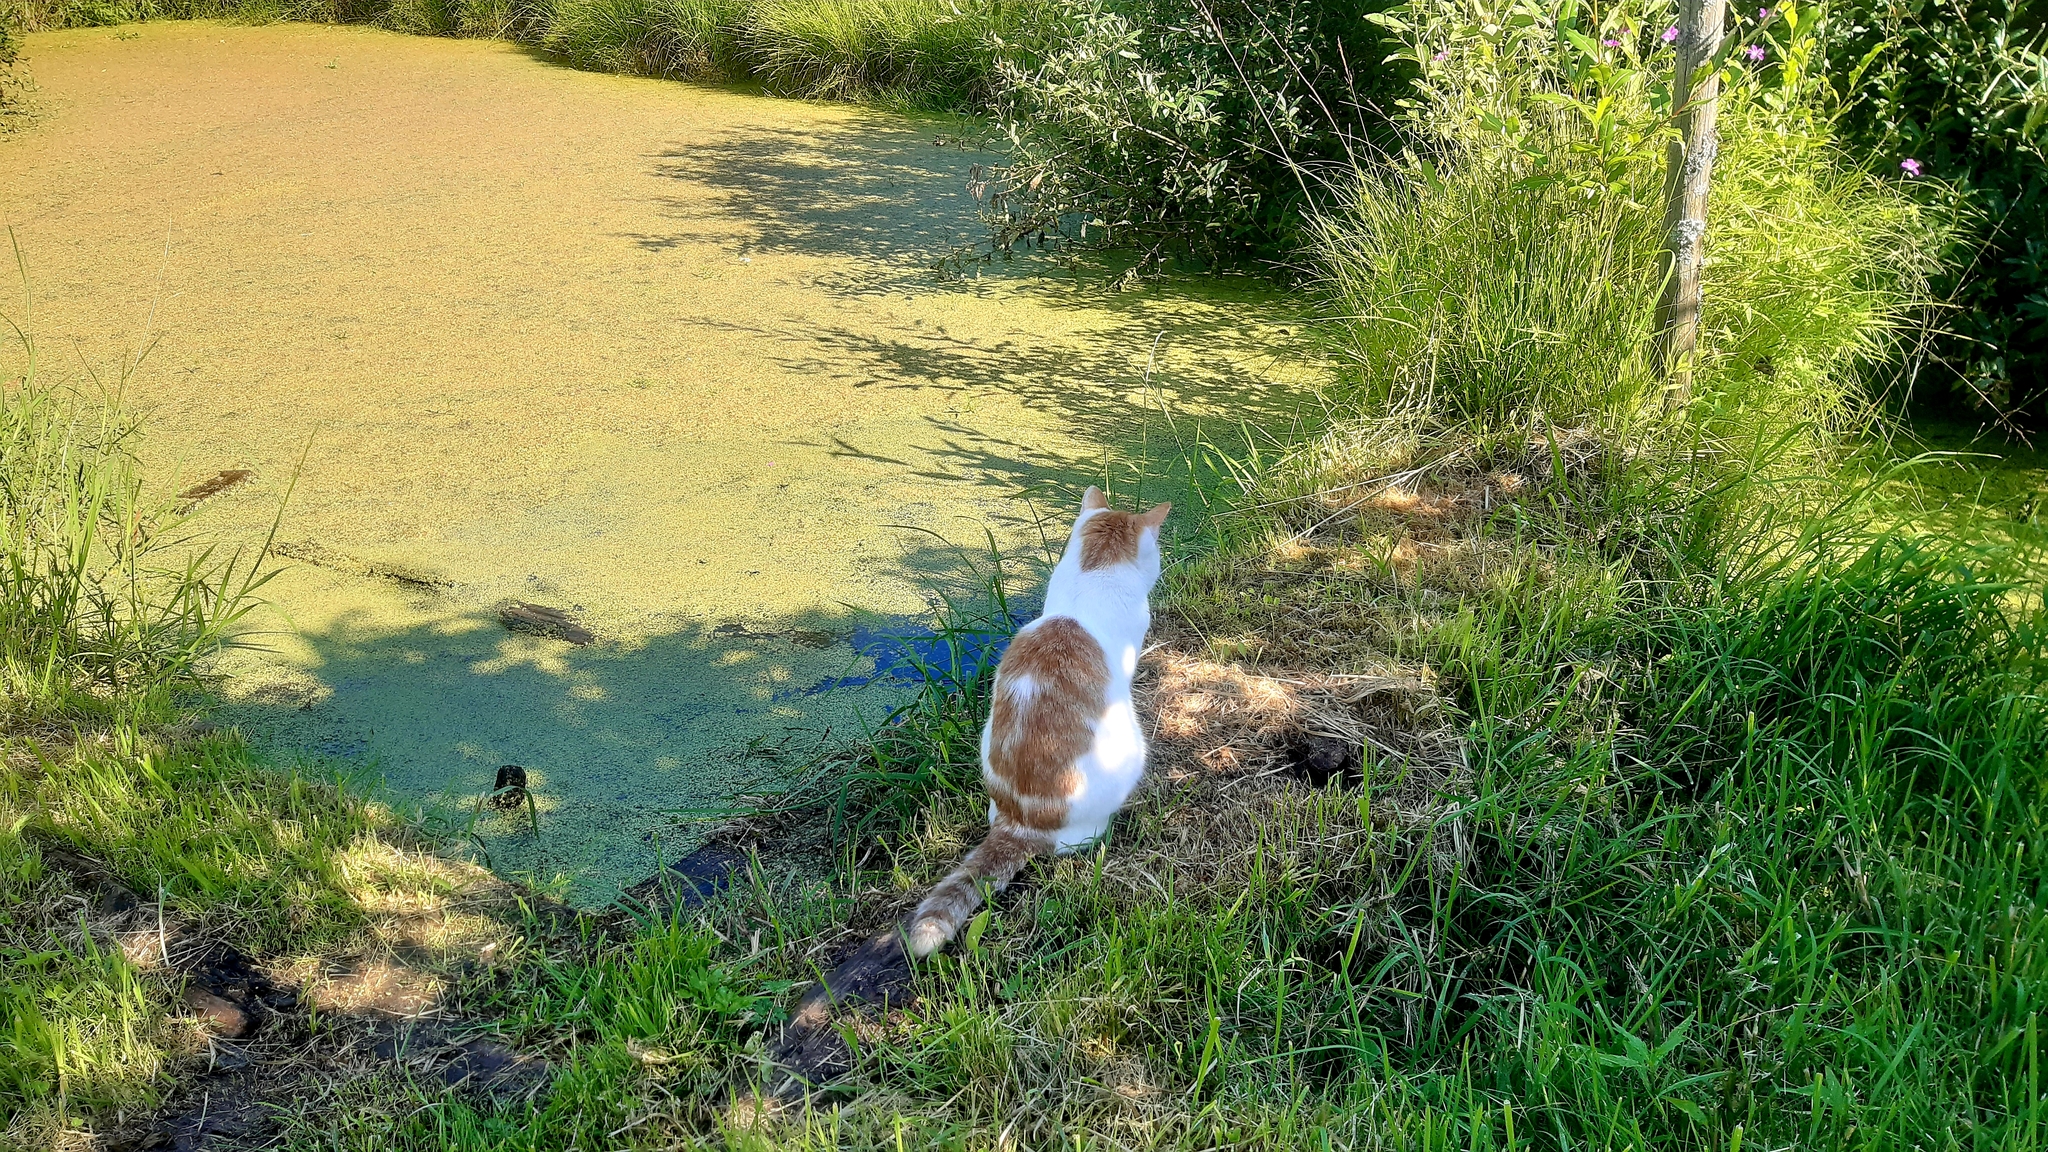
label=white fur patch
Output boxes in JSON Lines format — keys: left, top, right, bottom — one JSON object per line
{"left": 1094, "top": 700, "right": 1143, "bottom": 773}
{"left": 1004, "top": 672, "right": 1036, "bottom": 701}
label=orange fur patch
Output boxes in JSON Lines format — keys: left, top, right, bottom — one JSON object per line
{"left": 1077, "top": 503, "right": 1167, "bottom": 571}
{"left": 1079, "top": 512, "right": 1144, "bottom": 571}
{"left": 985, "top": 616, "right": 1109, "bottom": 831}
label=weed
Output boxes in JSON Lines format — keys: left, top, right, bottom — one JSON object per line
{"left": 541, "top": 0, "right": 750, "bottom": 79}
{"left": 748, "top": 0, "right": 1042, "bottom": 104}
{"left": 0, "top": 245, "right": 279, "bottom": 728}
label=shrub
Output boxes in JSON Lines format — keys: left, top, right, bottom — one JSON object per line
{"left": 1826, "top": 0, "right": 2048, "bottom": 423}
{"left": 981, "top": 0, "right": 1407, "bottom": 267}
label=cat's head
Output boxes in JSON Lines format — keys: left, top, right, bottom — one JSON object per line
{"left": 1069, "top": 486, "right": 1171, "bottom": 586}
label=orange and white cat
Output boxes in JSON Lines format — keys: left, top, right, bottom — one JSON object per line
{"left": 904, "top": 487, "right": 1170, "bottom": 957}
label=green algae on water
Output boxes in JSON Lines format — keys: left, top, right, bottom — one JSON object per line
{"left": 0, "top": 20, "right": 1328, "bottom": 901}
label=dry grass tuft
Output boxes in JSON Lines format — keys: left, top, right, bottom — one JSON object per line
{"left": 1139, "top": 622, "right": 1457, "bottom": 799}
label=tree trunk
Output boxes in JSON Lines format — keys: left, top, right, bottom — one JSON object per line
{"left": 1653, "top": 0, "right": 1727, "bottom": 411}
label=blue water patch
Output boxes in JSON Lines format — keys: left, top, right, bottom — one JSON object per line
{"left": 792, "top": 607, "right": 1035, "bottom": 698}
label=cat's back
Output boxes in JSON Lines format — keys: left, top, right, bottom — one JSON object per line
{"left": 983, "top": 616, "right": 1109, "bottom": 813}
{"left": 990, "top": 616, "right": 1110, "bottom": 746}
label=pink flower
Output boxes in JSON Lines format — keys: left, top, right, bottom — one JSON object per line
{"left": 1662, "top": 25, "right": 1680, "bottom": 42}
{"left": 1758, "top": 6, "right": 1770, "bottom": 17}
{"left": 1901, "top": 158, "right": 1924, "bottom": 177}
{"left": 1745, "top": 44, "right": 1766, "bottom": 60}
{"left": 1432, "top": 50, "right": 1449, "bottom": 61}
{"left": 1602, "top": 37, "right": 1622, "bottom": 46}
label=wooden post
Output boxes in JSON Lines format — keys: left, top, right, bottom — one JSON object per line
{"left": 1652, "top": 0, "right": 1727, "bottom": 411}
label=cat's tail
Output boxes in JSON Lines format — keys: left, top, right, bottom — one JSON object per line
{"left": 903, "top": 823, "right": 1054, "bottom": 957}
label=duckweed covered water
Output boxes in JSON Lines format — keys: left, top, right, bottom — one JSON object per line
{"left": 0, "top": 21, "right": 1325, "bottom": 900}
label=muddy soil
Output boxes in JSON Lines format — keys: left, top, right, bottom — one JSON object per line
{"left": 0, "top": 22, "right": 1323, "bottom": 899}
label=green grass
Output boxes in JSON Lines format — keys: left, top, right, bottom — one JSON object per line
{"left": 2, "top": 734, "right": 344, "bottom": 1130}
{"left": 1315, "top": 15, "right": 1938, "bottom": 456}
{"left": 539, "top": 0, "right": 751, "bottom": 78}
{"left": 0, "top": 654, "right": 534, "bottom": 1146}
{"left": 530, "top": 0, "right": 1041, "bottom": 103}
{"left": 6, "top": 375, "right": 2044, "bottom": 1151}
{"left": 226, "top": 531, "right": 2042, "bottom": 1149}
{"left": 7, "top": 235, "right": 2043, "bottom": 1151}
{"left": 101, "top": 420, "right": 2003, "bottom": 1151}
{"left": 746, "top": 0, "right": 1034, "bottom": 104}
{"left": 0, "top": 292, "right": 522, "bottom": 1146}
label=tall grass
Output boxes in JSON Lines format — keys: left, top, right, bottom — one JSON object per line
{"left": 1318, "top": 0, "right": 1940, "bottom": 453}
{"left": 0, "top": 266, "right": 332, "bottom": 1142}
{"left": 0, "top": 300, "right": 274, "bottom": 725}
{"left": 747, "top": 0, "right": 1035, "bottom": 103}
{"left": 0, "top": 0, "right": 1048, "bottom": 108}
{"left": 0, "top": 18, "right": 22, "bottom": 118}
{"left": 540, "top": 0, "right": 750, "bottom": 78}
{"left": 1312, "top": 160, "right": 1664, "bottom": 439}
{"left": 1370, "top": 487, "right": 2048, "bottom": 1147}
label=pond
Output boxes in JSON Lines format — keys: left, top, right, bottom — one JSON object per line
{"left": 0, "top": 20, "right": 1327, "bottom": 901}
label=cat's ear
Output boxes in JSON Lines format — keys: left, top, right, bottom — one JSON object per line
{"left": 1139, "top": 503, "right": 1172, "bottom": 530}
{"left": 1081, "top": 486, "right": 1109, "bottom": 511}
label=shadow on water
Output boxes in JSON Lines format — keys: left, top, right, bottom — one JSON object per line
{"left": 640, "top": 117, "right": 993, "bottom": 285}
{"left": 635, "top": 115, "right": 1323, "bottom": 414}
{"left": 616, "top": 93, "right": 1329, "bottom": 537}
{"left": 222, "top": 536, "right": 1037, "bottom": 905}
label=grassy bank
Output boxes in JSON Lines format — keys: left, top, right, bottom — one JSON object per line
{"left": 0, "top": 328, "right": 508, "bottom": 1145}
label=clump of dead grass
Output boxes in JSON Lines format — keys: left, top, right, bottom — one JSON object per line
{"left": 1139, "top": 619, "right": 1456, "bottom": 791}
